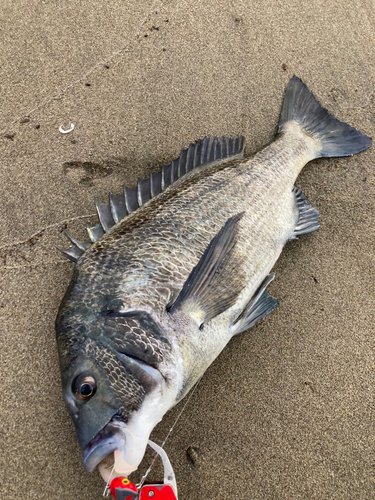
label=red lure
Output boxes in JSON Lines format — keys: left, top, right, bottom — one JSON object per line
{"left": 110, "top": 477, "right": 177, "bottom": 500}
{"left": 109, "top": 440, "right": 178, "bottom": 500}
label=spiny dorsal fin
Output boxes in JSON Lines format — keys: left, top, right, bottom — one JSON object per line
{"left": 95, "top": 199, "right": 115, "bottom": 232}
{"left": 109, "top": 192, "right": 127, "bottom": 223}
{"left": 168, "top": 212, "right": 245, "bottom": 328}
{"left": 58, "top": 230, "right": 91, "bottom": 262}
{"left": 62, "top": 230, "right": 91, "bottom": 252}
{"left": 61, "top": 136, "right": 245, "bottom": 261}
{"left": 58, "top": 245, "right": 85, "bottom": 263}
{"left": 87, "top": 136, "right": 245, "bottom": 239}
{"left": 86, "top": 223, "right": 104, "bottom": 243}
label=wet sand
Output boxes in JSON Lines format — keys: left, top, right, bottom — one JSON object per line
{"left": 0, "top": 1, "right": 374, "bottom": 499}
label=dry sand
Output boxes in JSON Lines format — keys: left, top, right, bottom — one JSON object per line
{"left": 0, "top": 0, "right": 374, "bottom": 499}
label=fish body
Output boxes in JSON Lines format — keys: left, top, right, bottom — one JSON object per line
{"left": 55, "top": 76, "right": 371, "bottom": 479}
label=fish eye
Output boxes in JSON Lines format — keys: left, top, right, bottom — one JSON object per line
{"left": 73, "top": 374, "right": 96, "bottom": 400}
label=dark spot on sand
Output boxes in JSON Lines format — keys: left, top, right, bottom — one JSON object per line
{"left": 63, "top": 158, "right": 133, "bottom": 186}
{"left": 26, "top": 231, "right": 45, "bottom": 247}
{"left": 35, "top": 124, "right": 40, "bottom": 129}
{"left": 104, "top": 64, "right": 110, "bottom": 69}
{"left": 282, "top": 63, "right": 288, "bottom": 71}
{"left": 144, "top": 34, "right": 148, "bottom": 37}
{"left": 312, "top": 276, "right": 318, "bottom": 283}
{"left": 186, "top": 446, "right": 201, "bottom": 466}
{"left": 85, "top": 82, "right": 91, "bottom": 87}
{"left": 63, "top": 160, "right": 114, "bottom": 186}
{"left": 71, "top": 139, "right": 77, "bottom": 144}
{"left": 4, "top": 133, "right": 15, "bottom": 140}
{"left": 20, "top": 117, "right": 30, "bottom": 124}
{"left": 304, "top": 381, "right": 316, "bottom": 393}
{"left": 329, "top": 88, "right": 348, "bottom": 103}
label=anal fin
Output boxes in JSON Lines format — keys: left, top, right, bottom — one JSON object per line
{"left": 231, "top": 274, "right": 279, "bottom": 335}
{"left": 289, "top": 187, "right": 320, "bottom": 241}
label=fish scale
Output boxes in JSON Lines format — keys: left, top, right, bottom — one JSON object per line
{"left": 55, "top": 76, "right": 371, "bottom": 483}
{"left": 79, "top": 152, "right": 291, "bottom": 317}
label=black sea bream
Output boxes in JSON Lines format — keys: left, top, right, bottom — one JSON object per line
{"left": 55, "top": 76, "right": 371, "bottom": 481}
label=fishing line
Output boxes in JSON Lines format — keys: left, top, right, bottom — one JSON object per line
{"left": 103, "top": 464, "right": 116, "bottom": 498}
{"left": 136, "top": 375, "right": 203, "bottom": 489}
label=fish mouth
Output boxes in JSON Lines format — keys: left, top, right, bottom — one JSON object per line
{"left": 83, "top": 421, "right": 126, "bottom": 472}
{"left": 81, "top": 354, "right": 166, "bottom": 475}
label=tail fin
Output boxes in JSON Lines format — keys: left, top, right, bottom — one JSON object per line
{"left": 278, "top": 76, "right": 372, "bottom": 158}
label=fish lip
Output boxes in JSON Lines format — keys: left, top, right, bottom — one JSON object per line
{"left": 83, "top": 426, "right": 126, "bottom": 472}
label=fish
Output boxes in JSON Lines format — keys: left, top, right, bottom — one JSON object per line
{"left": 55, "top": 76, "right": 371, "bottom": 481}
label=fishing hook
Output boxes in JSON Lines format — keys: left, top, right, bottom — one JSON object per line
{"left": 59, "top": 123, "right": 75, "bottom": 134}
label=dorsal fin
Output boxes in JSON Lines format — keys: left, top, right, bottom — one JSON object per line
{"left": 58, "top": 244, "right": 85, "bottom": 263}
{"left": 60, "top": 136, "right": 245, "bottom": 261}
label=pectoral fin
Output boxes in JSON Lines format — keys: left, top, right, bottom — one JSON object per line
{"left": 168, "top": 213, "right": 245, "bottom": 327}
{"left": 231, "top": 274, "right": 279, "bottom": 335}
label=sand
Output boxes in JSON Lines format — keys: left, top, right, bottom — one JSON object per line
{"left": 0, "top": 0, "right": 374, "bottom": 499}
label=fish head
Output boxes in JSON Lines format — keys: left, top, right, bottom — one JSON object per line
{"left": 56, "top": 301, "right": 175, "bottom": 477}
